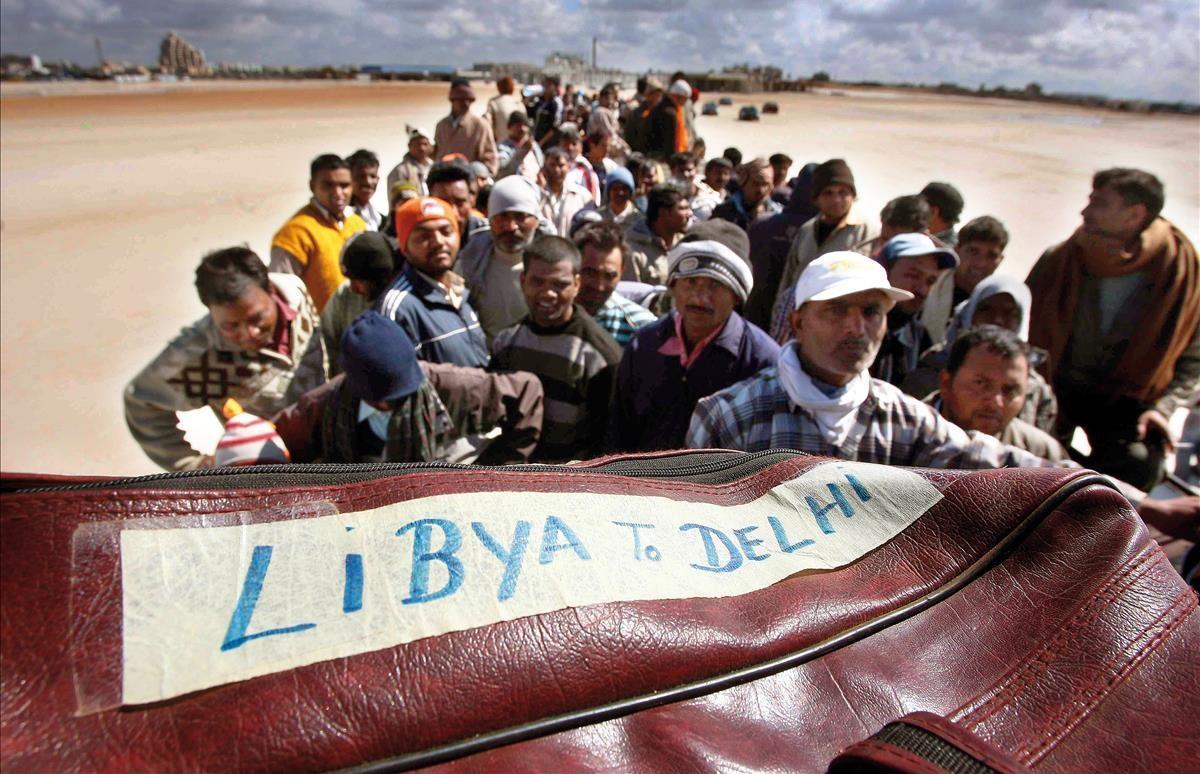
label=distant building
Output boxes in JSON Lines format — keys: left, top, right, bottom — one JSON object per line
{"left": 2, "top": 53, "right": 47, "bottom": 77}
{"left": 159, "top": 31, "right": 208, "bottom": 76}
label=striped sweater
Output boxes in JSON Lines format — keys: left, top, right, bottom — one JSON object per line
{"left": 491, "top": 307, "right": 621, "bottom": 462}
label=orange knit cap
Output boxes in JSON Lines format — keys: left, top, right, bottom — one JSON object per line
{"left": 394, "top": 196, "right": 459, "bottom": 251}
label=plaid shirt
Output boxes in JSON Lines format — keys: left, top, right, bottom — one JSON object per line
{"left": 686, "top": 366, "right": 1051, "bottom": 470}
{"left": 592, "top": 292, "right": 658, "bottom": 347}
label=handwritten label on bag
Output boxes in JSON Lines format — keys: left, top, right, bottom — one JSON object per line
{"left": 120, "top": 461, "right": 942, "bottom": 704}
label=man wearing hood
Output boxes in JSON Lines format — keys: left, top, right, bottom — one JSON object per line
{"left": 921, "top": 215, "right": 1009, "bottom": 341}
{"left": 600, "top": 166, "right": 640, "bottom": 227}
{"left": 1027, "top": 167, "right": 1200, "bottom": 490}
{"left": 901, "top": 273, "right": 1058, "bottom": 434}
{"left": 273, "top": 311, "right": 543, "bottom": 465}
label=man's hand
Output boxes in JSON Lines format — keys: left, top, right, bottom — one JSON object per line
{"left": 1137, "top": 496, "right": 1200, "bottom": 541}
{"left": 1136, "top": 409, "right": 1177, "bottom": 453}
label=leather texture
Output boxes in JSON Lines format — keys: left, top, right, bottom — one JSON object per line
{"left": 2, "top": 452, "right": 1197, "bottom": 772}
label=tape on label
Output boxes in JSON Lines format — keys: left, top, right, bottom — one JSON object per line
{"left": 119, "top": 461, "right": 942, "bottom": 704}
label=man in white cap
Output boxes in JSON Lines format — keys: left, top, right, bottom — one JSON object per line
{"left": 872, "top": 232, "right": 959, "bottom": 386}
{"left": 687, "top": 251, "right": 1200, "bottom": 531}
{"left": 646, "top": 79, "right": 692, "bottom": 162}
{"left": 686, "top": 251, "right": 1050, "bottom": 467}
{"left": 455, "top": 174, "right": 547, "bottom": 340}
{"left": 610, "top": 236, "right": 779, "bottom": 452}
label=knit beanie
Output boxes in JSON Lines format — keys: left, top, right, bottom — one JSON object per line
{"left": 340, "top": 231, "right": 395, "bottom": 284}
{"left": 393, "top": 197, "right": 458, "bottom": 253}
{"left": 606, "top": 165, "right": 635, "bottom": 194}
{"left": 488, "top": 175, "right": 542, "bottom": 218}
{"left": 667, "top": 240, "right": 754, "bottom": 303}
{"left": 214, "top": 399, "right": 290, "bottom": 467}
{"left": 683, "top": 218, "right": 750, "bottom": 263}
{"left": 812, "top": 158, "right": 856, "bottom": 198}
{"left": 340, "top": 312, "right": 424, "bottom": 403}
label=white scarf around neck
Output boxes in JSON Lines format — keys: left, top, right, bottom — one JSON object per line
{"left": 776, "top": 342, "right": 871, "bottom": 448}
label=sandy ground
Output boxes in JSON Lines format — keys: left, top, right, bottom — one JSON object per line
{"left": 2, "top": 80, "right": 1198, "bottom": 476}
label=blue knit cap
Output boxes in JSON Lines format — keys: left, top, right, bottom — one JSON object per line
{"left": 606, "top": 165, "right": 635, "bottom": 194}
{"left": 339, "top": 312, "right": 423, "bottom": 403}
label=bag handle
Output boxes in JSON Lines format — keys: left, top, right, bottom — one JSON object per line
{"left": 827, "top": 712, "right": 1028, "bottom": 774}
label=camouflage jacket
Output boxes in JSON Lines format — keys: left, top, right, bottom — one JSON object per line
{"left": 124, "top": 274, "right": 328, "bottom": 471}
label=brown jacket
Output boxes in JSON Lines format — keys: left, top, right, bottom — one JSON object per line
{"left": 273, "top": 363, "right": 543, "bottom": 465}
{"left": 433, "top": 112, "right": 498, "bottom": 175}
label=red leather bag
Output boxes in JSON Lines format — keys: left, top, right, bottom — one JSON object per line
{"left": 2, "top": 450, "right": 1197, "bottom": 771}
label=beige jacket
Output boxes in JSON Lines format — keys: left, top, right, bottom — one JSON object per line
{"left": 433, "top": 112, "right": 498, "bottom": 175}
{"left": 124, "top": 274, "right": 328, "bottom": 471}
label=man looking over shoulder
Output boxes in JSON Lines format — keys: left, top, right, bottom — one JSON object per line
{"left": 1028, "top": 167, "right": 1200, "bottom": 490}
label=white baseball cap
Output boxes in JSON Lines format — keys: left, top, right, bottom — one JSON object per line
{"left": 793, "top": 251, "right": 914, "bottom": 308}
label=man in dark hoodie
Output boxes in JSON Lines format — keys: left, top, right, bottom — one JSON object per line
{"left": 744, "top": 162, "right": 818, "bottom": 330}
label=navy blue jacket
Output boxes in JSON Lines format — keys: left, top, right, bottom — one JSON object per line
{"left": 375, "top": 264, "right": 490, "bottom": 368}
{"left": 609, "top": 312, "right": 781, "bottom": 452}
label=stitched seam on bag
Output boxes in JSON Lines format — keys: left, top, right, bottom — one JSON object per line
{"left": 56, "top": 465, "right": 793, "bottom": 521}
{"left": 961, "top": 546, "right": 1157, "bottom": 727}
{"left": 956, "top": 544, "right": 1158, "bottom": 727}
{"left": 1019, "top": 590, "right": 1197, "bottom": 764}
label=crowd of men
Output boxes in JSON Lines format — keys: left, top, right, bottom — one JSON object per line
{"left": 124, "top": 73, "right": 1200, "bottom": 567}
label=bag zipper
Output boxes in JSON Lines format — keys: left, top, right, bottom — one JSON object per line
{"left": 5, "top": 449, "right": 807, "bottom": 494}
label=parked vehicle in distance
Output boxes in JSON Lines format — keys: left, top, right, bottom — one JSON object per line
{"left": 718, "top": 96, "right": 734, "bottom": 106}
{"left": 763, "top": 101, "right": 780, "bottom": 114}
{"left": 738, "top": 105, "right": 760, "bottom": 121}
{"left": 701, "top": 101, "right": 719, "bottom": 116}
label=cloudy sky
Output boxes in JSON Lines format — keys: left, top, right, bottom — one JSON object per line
{"left": 3, "top": 0, "right": 1197, "bottom": 102}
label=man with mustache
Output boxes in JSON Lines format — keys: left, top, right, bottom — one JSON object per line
{"left": 125, "top": 247, "right": 327, "bottom": 471}
{"left": 686, "top": 251, "right": 1056, "bottom": 468}
{"left": 376, "top": 197, "right": 489, "bottom": 368}
{"left": 930, "top": 325, "right": 1068, "bottom": 461}
{"left": 871, "top": 232, "right": 959, "bottom": 386}
{"left": 687, "top": 245, "right": 1199, "bottom": 540}
{"left": 456, "top": 174, "right": 547, "bottom": 341}
{"left": 610, "top": 236, "right": 779, "bottom": 452}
